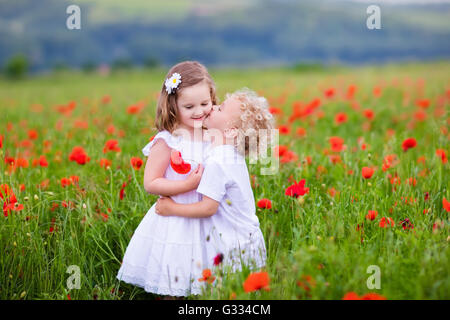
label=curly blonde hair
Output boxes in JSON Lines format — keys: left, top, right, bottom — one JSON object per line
{"left": 155, "top": 61, "right": 218, "bottom": 133}
{"left": 226, "top": 88, "right": 275, "bottom": 157}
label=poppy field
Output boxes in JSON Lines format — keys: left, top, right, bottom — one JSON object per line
{"left": 0, "top": 61, "right": 449, "bottom": 300}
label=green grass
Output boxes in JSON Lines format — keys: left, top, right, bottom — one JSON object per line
{"left": 0, "top": 61, "right": 449, "bottom": 300}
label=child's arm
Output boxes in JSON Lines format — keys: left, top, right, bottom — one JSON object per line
{"left": 143, "top": 139, "right": 203, "bottom": 197}
{"left": 155, "top": 196, "right": 219, "bottom": 218}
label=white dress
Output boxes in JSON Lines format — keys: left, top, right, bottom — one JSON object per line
{"left": 116, "top": 130, "right": 213, "bottom": 297}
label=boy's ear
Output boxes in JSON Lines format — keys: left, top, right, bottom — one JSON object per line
{"left": 224, "top": 127, "right": 238, "bottom": 139}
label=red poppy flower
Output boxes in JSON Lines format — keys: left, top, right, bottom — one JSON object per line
{"left": 61, "top": 201, "right": 75, "bottom": 209}
{"left": 106, "top": 124, "right": 116, "bottom": 135}
{"left": 131, "top": 157, "right": 143, "bottom": 170}
{"left": 297, "top": 275, "right": 316, "bottom": 292}
{"left": 38, "top": 155, "right": 48, "bottom": 167}
{"left": 61, "top": 177, "right": 72, "bottom": 188}
{"left": 16, "top": 158, "right": 29, "bottom": 168}
{"left": 435, "top": 149, "right": 448, "bottom": 164}
{"left": 373, "top": 86, "right": 382, "bottom": 97}
{"left": 363, "top": 109, "right": 374, "bottom": 120}
{"left": 329, "top": 136, "right": 346, "bottom": 152}
{"left": 296, "top": 127, "right": 306, "bottom": 137}
{"left": 361, "top": 293, "right": 386, "bottom": 300}
{"left": 382, "top": 154, "right": 399, "bottom": 171}
{"left": 100, "top": 212, "right": 109, "bottom": 222}
{"left": 346, "top": 84, "right": 357, "bottom": 100}
{"left": 400, "top": 218, "right": 414, "bottom": 231}
{"left": 101, "top": 95, "right": 111, "bottom": 104}
{"left": 0, "top": 134, "right": 3, "bottom": 149}
{"left": 243, "top": 271, "right": 270, "bottom": 293}
{"left": 0, "top": 184, "right": 14, "bottom": 200}
{"left": 170, "top": 150, "right": 191, "bottom": 174}
{"left": 70, "top": 175, "right": 79, "bottom": 185}
{"left": 278, "top": 125, "right": 290, "bottom": 135}
{"left": 99, "top": 158, "right": 112, "bottom": 168}
{"left": 49, "top": 218, "right": 56, "bottom": 233}
{"left": 324, "top": 88, "right": 335, "bottom": 98}
{"left": 329, "top": 154, "right": 342, "bottom": 164}
{"left": 28, "top": 129, "right": 38, "bottom": 140}
{"left": 342, "top": 292, "right": 361, "bottom": 300}
{"left": 402, "top": 138, "right": 417, "bottom": 152}
{"left": 334, "top": 112, "right": 347, "bottom": 125}
{"left": 198, "top": 269, "right": 215, "bottom": 284}
{"left": 405, "top": 177, "right": 417, "bottom": 187}
{"left": 416, "top": 99, "right": 430, "bottom": 108}
{"left": 361, "top": 167, "right": 375, "bottom": 179}
{"left": 213, "top": 253, "right": 224, "bottom": 266}
{"left": 257, "top": 198, "right": 272, "bottom": 209}
{"left": 69, "top": 146, "right": 90, "bottom": 165}
{"left": 280, "top": 150, "right": 298, "bottom": 163}
{"left": 366, "top": 210, "right": 378, "bottom": 221}
{"left": 268, "top": 107, "right": 282, "bottom": 115}
{"left": 38, "top": 179, "right": 50, "bottom": 190}
{"left": 1, "top": 185, "right": 24, "bottom": 217}
{"left": 127, "top": 101, "right": 145, "bottom": 114}
{"left": 379, "top": 217, "right": 395, "bottom": 228}
{"left": 414, "top": 110, "right": 427, "bottom": 122}
{"left": 285, "top": 179, "right": 309, "bottom": 198}
{"left": 443, "top": 197, "right": 450, "bottom": 212}
{"left": 274, "top": 145, "right": 288, "bottom": 157}
{"left": 119, "top": 182, "right": 127, "bottom": 200}
{"left": 103, "top": 139, "right": 121, "bottom": 154}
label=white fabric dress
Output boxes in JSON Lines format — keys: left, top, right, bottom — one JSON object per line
{"left": 116, "top": 130, "right": 213, "bottom": 297}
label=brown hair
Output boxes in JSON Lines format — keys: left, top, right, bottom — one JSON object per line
{"left": 155, "top": 61, "right": 217, "bottom": 133}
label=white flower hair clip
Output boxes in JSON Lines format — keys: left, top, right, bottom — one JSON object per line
{"left": 165, "top": 73, "right": 182, "bottom": 94}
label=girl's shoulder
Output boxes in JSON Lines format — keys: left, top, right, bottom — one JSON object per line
{"left": 142, "top": 130, "right": 180, "bottom": 157}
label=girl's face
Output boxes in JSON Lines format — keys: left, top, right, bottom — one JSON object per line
{"left": 176, "top": 80, "right": 213, "bottom": 131}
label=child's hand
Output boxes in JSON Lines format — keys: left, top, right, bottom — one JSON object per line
{"left": 185, "top": 164, "right": 204, "bottom": 190}
{"left": 155, "top": 197, "right": 175, "bottom": 216}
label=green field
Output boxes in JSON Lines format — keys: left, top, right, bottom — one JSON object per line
{"left": 0, "top": 61, "right": 449, "bottom": 300}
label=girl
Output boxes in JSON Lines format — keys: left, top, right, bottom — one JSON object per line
{"left": 116, "top": 61, "right": 217, "bottom": 297}
{"left": 155, "top": 88, "right": 274, "bottom": 276}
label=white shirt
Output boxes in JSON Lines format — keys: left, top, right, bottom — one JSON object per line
{"left": 197, "top": 144, "right": 266, "bottom": 271}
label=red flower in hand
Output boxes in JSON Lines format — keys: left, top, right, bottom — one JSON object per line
{"left": 170, "top": 150, "right": 191, "bottom": 174}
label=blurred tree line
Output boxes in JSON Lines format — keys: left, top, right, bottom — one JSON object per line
{"left": 0, "top": 0, "right": 449, "bottom": 73}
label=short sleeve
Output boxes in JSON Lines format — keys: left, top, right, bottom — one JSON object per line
{"left": 197, "top": 159, "right": 228, "bottom": 203}
{"left": 142, "top": 130, "right": 179, "bottom": 157}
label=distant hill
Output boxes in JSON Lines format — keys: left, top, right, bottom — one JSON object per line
{"left": 0, "top": 0, "right": 449, "bottom": 71}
